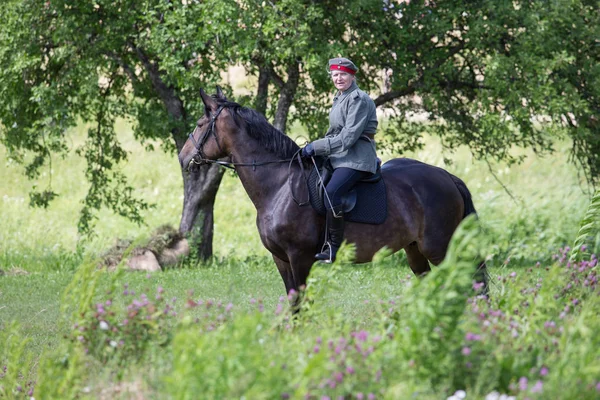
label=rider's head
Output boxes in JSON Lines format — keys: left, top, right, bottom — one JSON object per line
{"left": 328, "top": 57, "right": 357, "bottom": 92}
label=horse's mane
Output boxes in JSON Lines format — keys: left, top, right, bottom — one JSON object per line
{"left": 214, "top": 98, "right": 300, "bottom": 159}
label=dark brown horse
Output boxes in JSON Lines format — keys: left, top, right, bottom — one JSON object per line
{"left": 179, "top": 88, "right": 487, "bottom": 302}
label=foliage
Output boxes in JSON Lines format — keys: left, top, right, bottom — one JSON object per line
{"left": 570, "top": 189, "right": 600, "bottom": 261}
{"left": 0, "top": 324, "right": 35, "bottom": 399}
{"left": 3, "top": 239, "right": 600, "bottom": 398}
{"left": 68, "top": 285, "right": 176, "bottom": 366}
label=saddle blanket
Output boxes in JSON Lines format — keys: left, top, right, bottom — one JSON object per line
{"left": 307, "top": 165, "right": 387, "bottom": 225}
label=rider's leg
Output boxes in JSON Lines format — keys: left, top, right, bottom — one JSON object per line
{"left": 315, "top": 167, "right": 369, "bottom": 263}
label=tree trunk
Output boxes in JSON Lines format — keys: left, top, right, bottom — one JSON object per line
{"left": 273, "top": 61, "right": 300, "bottom": 133}
{"left": 135, "top": 44, "right": 225, "bottom": 260}
{"left": 255, "top": 65, "right": 270, "bottom": 116}
{"left": 179, "top": 164, "right": 225, "bottom": 260}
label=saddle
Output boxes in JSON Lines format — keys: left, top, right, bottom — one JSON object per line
{"left": 307, "top": 157, "right": 387, "bottom": 225}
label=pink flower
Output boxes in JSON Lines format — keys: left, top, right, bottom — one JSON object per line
{"left": 530, "top": 380, "right": 543, "bottom": 393}
{"left": 519, "top": 377, "right": 528, "bottom": 391}
{"left": 462, "top": 347, "right": 471, "bottom": 356}
{"left": 540, "top": 367, "right": 549, "bottom": 376}
{"left": 355, "top": 330, "right": 369, "bottom": 342}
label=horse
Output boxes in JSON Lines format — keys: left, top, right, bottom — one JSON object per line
{"left": 178, "top": 88, "right": 488, "bottom": 305}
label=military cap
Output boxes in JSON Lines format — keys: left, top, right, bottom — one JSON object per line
{"left": 328, "top": 57, "right": 358, "bottom": 75}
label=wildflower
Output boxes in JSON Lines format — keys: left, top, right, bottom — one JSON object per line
{"left": 518, "top": 377, "right": 528, "bottom": 391}
{"left": 333, "top": 372, "right": 343, "bottom": 383}
{"left": 540, "top": 366, "right": 548, "bottom": 376}
{"left": 313, "top": 345, "right": 320, "bottom": 354}
{"left": 287, "top": 289, "right": 297, "bottom": 301}
{"left": 355, "top": 330, "right": 369, "bottom": 342}
{"left": 454, "top": 390, "right": 467, "bottom": 399}
{"left": 346, "top": 365, "right": 355, "bottom": 374}
{"left": 465, "top": 332, "right": 481, "bottom": 341}
{"left": 530, "top": 380, "right": 543, "bottom": 393}
{"left": 99, "top": 321, "right": 109, "bottom": 330}
{"left": 462, "top": 347, "right": 471, "bottom": 356}
{"left": 356, "top": 393, "right": 364, "bottom": 400}
{"left": 367, "top": 394, "right": 375, "bottom": 400}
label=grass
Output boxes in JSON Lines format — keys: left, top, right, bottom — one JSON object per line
{"left": 0, "top": 119, "right": 597, "bottom": 399}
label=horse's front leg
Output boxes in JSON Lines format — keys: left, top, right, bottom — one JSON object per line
{"left": 272, "top": 252, "right": 315, "bottom": 313}
{"left": 272, "top": 255, "right": 296, "bottom": 294}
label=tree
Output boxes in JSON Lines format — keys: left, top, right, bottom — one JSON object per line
{"left": 0, "top": 0, "right": 232, "bottom": 258}
{"left": 333, "top": 0, "right": 599, "bottom": 184}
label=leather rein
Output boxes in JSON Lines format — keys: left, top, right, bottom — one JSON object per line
{"left": 187, "top": 105, "right": 310, "bottom": 206}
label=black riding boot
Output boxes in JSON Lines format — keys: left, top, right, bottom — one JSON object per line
{"left": 315, "top": 205, "right": 345, "bottom": 263}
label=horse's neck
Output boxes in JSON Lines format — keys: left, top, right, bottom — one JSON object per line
{"left": 230, "top": 141, "right": 299, "bottom": 212}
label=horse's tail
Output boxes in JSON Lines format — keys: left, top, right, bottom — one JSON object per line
{"left": 450, "top": 173, "right": 489, "bottom": 294}
{"left": 450, "top": 174, "right": 477, "bottom": 218}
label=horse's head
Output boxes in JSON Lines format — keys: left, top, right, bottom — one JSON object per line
{"left": 178, "top": 86, "right": 232, "bottom": 172}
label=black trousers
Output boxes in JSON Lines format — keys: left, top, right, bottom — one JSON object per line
{"left": 325, "top": 167, "right": 370, "bottom": 210}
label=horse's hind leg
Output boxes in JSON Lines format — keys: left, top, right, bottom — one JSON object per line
{"left": 405, "top": 242, "right": 431, "bottom": 276}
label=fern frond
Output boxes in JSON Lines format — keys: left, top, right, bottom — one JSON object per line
{"left": 570, "top": 189, "right": 600, "bottom": 262}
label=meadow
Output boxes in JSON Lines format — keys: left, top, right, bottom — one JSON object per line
{"left": 1, "top": 120, "right": 599, "bottom": 399}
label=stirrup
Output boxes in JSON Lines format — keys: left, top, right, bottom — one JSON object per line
{"left": 315, "top": 242, "right": 335, "bottom": 263}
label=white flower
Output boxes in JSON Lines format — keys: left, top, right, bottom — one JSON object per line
{"left": 485, "top": 392, "right": 499, "bottom": 400}
{"left": 99, "top": 321, "right": 109, "bottom": 330}
{"left": 455, "top": 390, "right": 467, "bottom": 399}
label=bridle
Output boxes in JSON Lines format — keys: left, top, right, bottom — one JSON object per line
{"left": 188, "top": 105, "right": 226, "bottom": 168}
{"left": 186, "top": 104, "right": 310, "bottom": 206}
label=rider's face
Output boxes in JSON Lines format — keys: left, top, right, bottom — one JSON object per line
{"left": 331, "top": 71, "right": 354, "bottom": 92}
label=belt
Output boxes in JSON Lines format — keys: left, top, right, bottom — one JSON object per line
{"left": 361, "top": 133, "right": 376, "bottom": 141}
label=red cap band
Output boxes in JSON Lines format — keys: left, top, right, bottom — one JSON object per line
{"left": 330, "top": 65, "right": 356, "bottom": 75}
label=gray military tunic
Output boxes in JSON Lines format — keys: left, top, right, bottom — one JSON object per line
{"left": 311, "top": 81, "right": 378, "bottom": 173}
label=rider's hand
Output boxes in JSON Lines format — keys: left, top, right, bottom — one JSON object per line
{"left": 301, "top": 143, "right": 315, "bottom": 158}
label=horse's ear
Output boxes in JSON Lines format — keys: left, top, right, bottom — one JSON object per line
{"left": 200, "top": 88, "right": 218, "bottom": 113}
{"left": 215, "top": 85, "right": 227, "bottom": 100}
